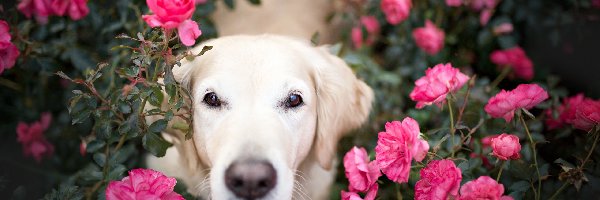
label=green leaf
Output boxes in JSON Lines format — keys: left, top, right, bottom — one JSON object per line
{"left": 247, "top": 0, "right": 261, "bottom": 5}
{"left": 143, "top": 132, "right": 172, "bottom": 157}
{"left": 93, "top": 153, "right": 106, "bottom": 166}
{"left": 43, "top": 185, "right": 83, "bottom": 200}
{"left": 149, "top": 86, "right": 164, "bottom": 107}
{"left": 509, "top": 181, "right": 530, "bottom": 193}
{"left": 86, "top": 140, "right": 105, "bottom": 153}
{"left": 108, "top": 164, "right": 127, "bottom": 181}
{"left": 149, "top": 119, "right": 168, "bottom": 133}
{"left": 224, "top": 0, "right": 235, "bottom": 9}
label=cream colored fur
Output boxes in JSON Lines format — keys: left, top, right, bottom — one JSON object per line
{"left": 146, "top": 1, "right": 372, "bottom": 199}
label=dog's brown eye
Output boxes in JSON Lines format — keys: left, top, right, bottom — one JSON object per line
{"left": 285, "top": 94, "right": 303, "bottom": 108}
{"left": 203, "top": 92, "right": 221, "bottom": 107}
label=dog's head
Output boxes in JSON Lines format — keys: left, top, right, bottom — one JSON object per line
{"left": 172, "top": 35, "right": 373, "bottom": 199}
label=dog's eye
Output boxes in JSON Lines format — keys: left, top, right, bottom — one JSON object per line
{"left": 203, "top": 92, "right": 221, "bottom": 107}
{"left": 285, "top": 93, "right": 303, "bottom": 108}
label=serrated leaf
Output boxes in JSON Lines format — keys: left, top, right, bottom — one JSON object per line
{"left": 55, "top": 71, "right": 73, "bottom": 81}
{"left": 43, "top": 185, "right": 83, "bottom": 200}
{"left": 143, "top": 132, "right": 172, "bottom": 157}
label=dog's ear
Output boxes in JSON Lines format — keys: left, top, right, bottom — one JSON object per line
{"left": 312, "top": 46, "right": 374, "bottom": 170}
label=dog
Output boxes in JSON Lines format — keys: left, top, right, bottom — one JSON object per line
{"left": 146, "top": 1, "right": 373, "bottom": 200}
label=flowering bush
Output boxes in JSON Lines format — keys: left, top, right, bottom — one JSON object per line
{"left": 1, "top": 0, "right": 600, "bottom": 200}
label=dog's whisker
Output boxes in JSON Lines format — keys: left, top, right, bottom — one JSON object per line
{"left": 293, "top": 179, "right": 311, "bottom": 200}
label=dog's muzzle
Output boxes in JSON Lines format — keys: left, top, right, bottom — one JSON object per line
{"left": 225, "top": 159, "right": 277, "bottom": 199}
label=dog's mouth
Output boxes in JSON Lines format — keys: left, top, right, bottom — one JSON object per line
{"left": 224, "top": 159, "right": 278, "bottom": 200}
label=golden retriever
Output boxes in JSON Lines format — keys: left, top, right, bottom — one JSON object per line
{"left": 146, "top": 1, "right": 373, "bottom": 199}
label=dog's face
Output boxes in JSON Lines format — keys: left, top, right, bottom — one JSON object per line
{"left": 173, "top": 35, "right": 373, "bottom": 199}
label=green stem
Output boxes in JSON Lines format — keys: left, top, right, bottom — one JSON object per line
{"left": 548, "top": 182, "right": 569, "bottom": 200}
{"left": 497, "top": 161, "right": 505, "bottom": 182}
{"left": 580, "top": 131, "right": 600, "bottom": 170}
{"left": 488, "top": 66, "right": 511, "bottom": 91}
{"left": 447, "top": 99, "right": 456, "bottom": 157}
{"left": 520, "top": 114, "right": 541, "bottom": 200}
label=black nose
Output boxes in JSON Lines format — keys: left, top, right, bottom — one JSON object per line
{"left": 225, "top": 160, "right": 277, "bottom": 199}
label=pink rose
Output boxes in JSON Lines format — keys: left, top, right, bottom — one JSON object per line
{"left": 51, "top": 0, "right": 89, "bottom": 20}
{"left": 415, "top": 159, "right": 462, "bottom": 200}
{"left": 1, "top": 21, "right": 20, "bottom": 75}
{"left": 341, "top": 184, "right": 378, "bottom": 200}
{"left": 16, "top": 112, "right": 54, "bottom": 162}
{"left": 352, "top": 16, "right": 380, "bottom": 48}
{"left": 467, "top": 0, "right": 498, "bottom": 25}
{"left": 446, "top": 0, "right": 462, "bottom": 7}
{"left": 412, "top": 20, "right": 445, "bottom": 55}
{"left": 380, "top": 0, "right": 411, "bottom": 25}
{"left": 491, "top": 133, "right": 521, "bottom": 160}
{"left": 343, "top": 146, "right": 381, "bottom": 193}
{"left": 143, "top": 0, "right": 195, "bottom": 29}
{"left": 80, "top": 140, "right": 87, "bottom": 156}
{"left": 410, "top": 63, "right": 469, "bottom": 109}
{"left": 572, "top": 99, "right": 600, "bottom": 132}
{"left": 485, "top": 84, "right": 548, "bottom": 122}
{"left": 143, "top": 0, "right": 202, "bottom": 46}
{"left": 490, "top": 47, "right": 534, "bottom": 80}
{"left": 375, "top": 117, "right": 429, "bottom": 183}
{"left": 459, "top": 176, "right": 513, "bottom": 200}
{"left": 511, "top": 84, "right": 549, "bottom": 110}
{"left": 481, "top": 134, "right": 498, "bottom": 148}
{"left": 106, "top": 168, "right": 184, "bottom": 200}
{"left": 17, "top": 0, "right": 53, "bottom": 24}
{"left": 493, "top": 23, "right": 513, "bottom": 35}
{"left": 545, "top": 94, "right": 587, "bottom": 129}
{"left": 177, "top": 20, "right": 202, "bottom": 46}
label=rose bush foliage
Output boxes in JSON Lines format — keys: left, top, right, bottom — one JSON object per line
{"left": 1, "top": 0, "right": 600, "bottom": 200}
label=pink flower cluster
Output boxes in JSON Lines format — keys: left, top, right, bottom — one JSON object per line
{"left": 485, "top": 84, "right": 548, "bottom": 122}
{"left": 490, "top": 133, "right": 521, "bottom": 160}
{"left": 351, "top": 16, "right": 380, "bottom": 49}
{"left": 490, "top": 47, "right": 534, "bottom": 80}
{"left": 143, "top": 0, "right": 202, "bottom": 46}
{"left": 16, "top": 112, "right": 54, "bottom": 162}
{"left": 415, "top": 159, "right": 462, "bottom": 200}
{"left": 106, "top": 168, "right": 184, "bottom": 200}
{"left": 410, "top": 63, "right": 470, "bottom": 109}
{"left": 17, "top": 0, "right": 89, "bottom": 24}
{"left": 545, "top": 94, "right": 600, "bottom": 132}
{"left": 414, "top": 160, "right": 513, "bottom": 200}
{"left": 412, "top": 20, "right": 445, "bottom": 55}
{"left": 341, "top": 147, "right": 381, "bottom": 200}
{"left": 1, "top": 20, "right": 20, "bottom": 75}
{"left": 375, "top": 117, "right": 429, "bottom": 183}
{"left": 466, "top": 0, "right": 499, "bottom": 25}
{"left": 459, "top": 176, "right": 514, "bottom": 200}
{"left": 380, "top": 0, "right": 411, "bottom": 25}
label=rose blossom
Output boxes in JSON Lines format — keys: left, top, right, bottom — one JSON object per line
{"left": 490, "top": 47, "right": 534, "bottom": 80}
{"left": 490, "top": 133, "right": 521, "bottom": 160}
{"left": 375, "top": 117, "right": 429, "bottom": 183}
{"left": 17, "top": 0, "right": 54, "bottom": 24}
{"left": 106, "top": 168, "right": 184, "bottom": 200}
{"left": 545, "top": 94, "right": 589, "bottom": 130}
{"left": 380, "top": 0, "right": 411, "bottom": 25}
{"left": 143, "top": 0, "right": 202, "bottom": 46}
{"left": 415, "top": 159, "right": 462, "bottom": 200}
{"left": 412, "top": 20, "right": 445, "bottom": 55}
{"left": 485, "top": 84, "right": 548, "bottom": 122}
{"left": 1, "top": 20, "right": 20, "bottom": 75}
{"left": 459, "top": 176, "right": 514, "bottom": 200}
{"left": 572, "top": 99, "right": 600, "bottom": 132}
{"left": 446, "top": 0, "right": 462, "bottom": 7}
{"left": 343, "top": 146, "right": 381, "bottom": 192}
{"left": 409, "top": 63, "right": 469, "bottom": 109}
{"left": 352, "top": 16, "right": 380, "bottom": 48}
{"left": 51, "top": 0, "right": 89, "bottom": 20}
{"left": 16, "top": 112, "right": 54, "bottom": 162}
{"left": 341, "top": 184, "right": 378, "bottom": 200}
{"left": 467, "top": 0, "right": 498, "bottom": 25}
